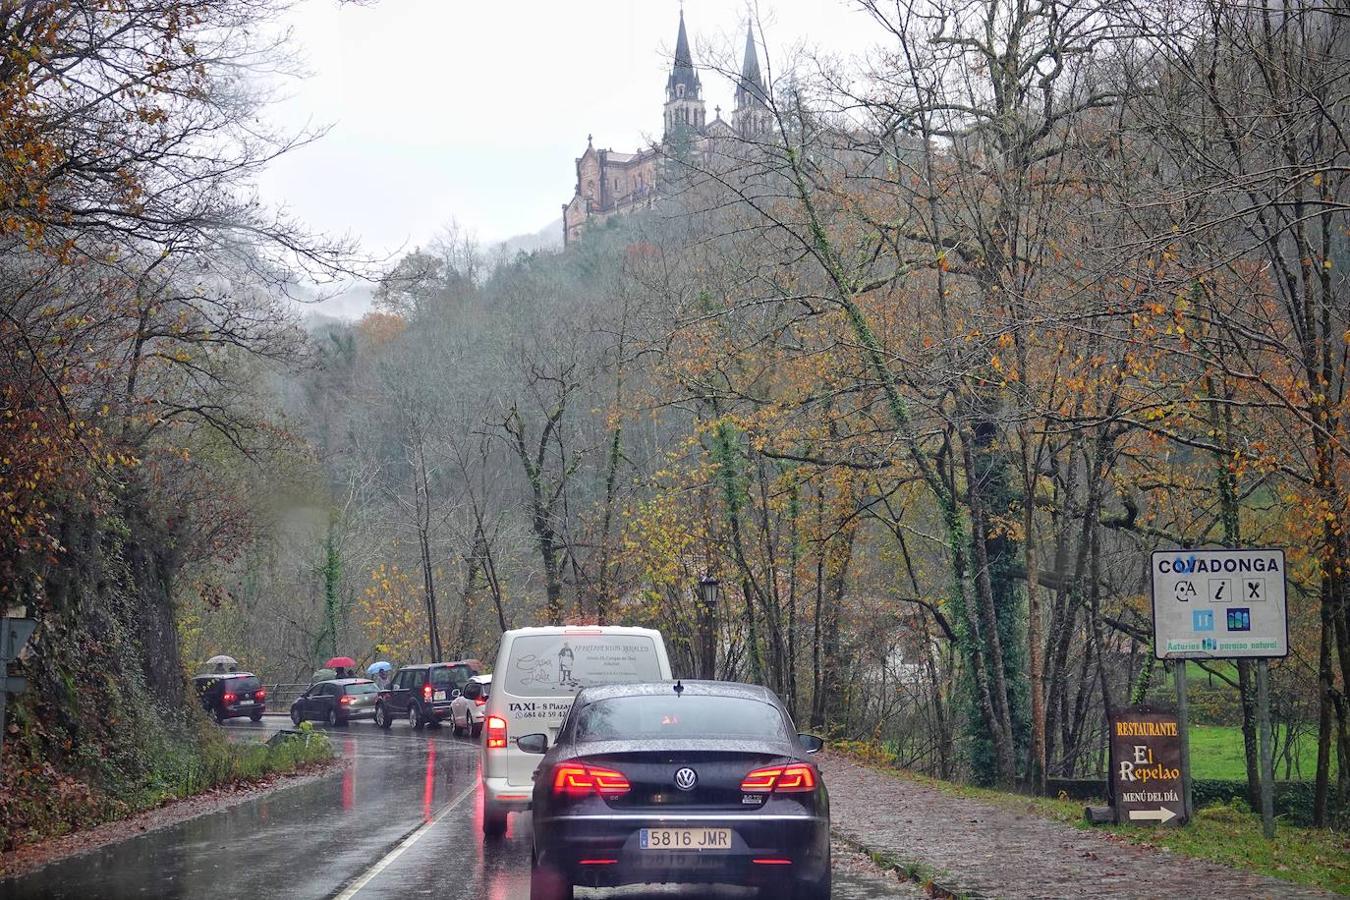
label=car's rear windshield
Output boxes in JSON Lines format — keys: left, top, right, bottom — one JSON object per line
{"left": 431, "top": 664, "right": 474, "bottom": 688}
{"left": 575, "top": 695, "right": 790, "bottom": 742}
{"left": 344, "top": 682, "right": 379, "bottom": 695}
{"left": 225, "top": 676, "right": 260, "bottom": 692}
{"left": 502, "top": 634, "right": 662, "bottom": 697}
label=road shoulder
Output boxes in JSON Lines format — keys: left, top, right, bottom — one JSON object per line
{"left": 0, "top": 759, "right": 341, "bottom": 880}
{"left": 821, "top": 752, "right": 1337, "bottom": 899}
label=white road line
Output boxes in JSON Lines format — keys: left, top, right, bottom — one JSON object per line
{"left": 331, "top": 779, "right": 479, "bottom": 900}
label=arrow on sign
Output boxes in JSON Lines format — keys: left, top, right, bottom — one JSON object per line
{"left": 1128, "top": 807, "right": 1177, "bottom": 824}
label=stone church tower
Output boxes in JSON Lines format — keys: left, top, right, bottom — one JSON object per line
{"left": 664, "top": 10, "right": 705, "bottom": 139}
{"left": 733, "top": 24, "right": 772, "bottom": 138}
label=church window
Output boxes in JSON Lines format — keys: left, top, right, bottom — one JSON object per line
{"left": 677, "top": 84, "right": 685, "bottom": 98}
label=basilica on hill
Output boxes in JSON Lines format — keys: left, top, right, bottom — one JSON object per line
{"left": 561, "top": 10, "right": 772, "bottom": 246}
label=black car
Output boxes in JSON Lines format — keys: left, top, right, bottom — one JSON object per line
{"left": 290, "top": 678, "right": 380, "bottom": 726}
{"left": 374, "top": 660, "right": 481, "bottom": 729}
{"left": 523, "top": 680, "right": 829, "bottom": 900}
{"left": 193, "top": 672, "right": 266, "bottom": 723}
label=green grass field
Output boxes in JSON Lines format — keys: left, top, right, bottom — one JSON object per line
{"left": 1189, "top": 725, "right": 1334, "bottom": 781}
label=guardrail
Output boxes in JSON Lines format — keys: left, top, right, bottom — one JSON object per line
{"left": 264, "top": 683, "right": 314, "bottom": 709}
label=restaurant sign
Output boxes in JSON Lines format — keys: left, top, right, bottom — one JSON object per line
{"left": 1110, "top": 705, "right": 1186, "bottom": 826}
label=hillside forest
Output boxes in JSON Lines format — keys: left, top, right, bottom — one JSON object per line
{"left": 1, "top": 0, "right": 1346, "bottom": 842}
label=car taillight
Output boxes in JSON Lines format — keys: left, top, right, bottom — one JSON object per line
{"left": 740, "top": 763, "right": 817, "bottom": 793}
{"left": 423, "top": 683, "right": 433, "bottom": 701}
{"left": 254, "top": 689, "right": 266, "bottom": 700}
{"left": 340, "top": 695, "right": 353, "bottom": 704}
{"left": 485, "top": 716, "right": 508, "bottom": 749}
{"left": 552, "top": 764, "right": 631, "bottom": 798}
{"left": 222, "top": 692, "right": 236, "bottom": 704}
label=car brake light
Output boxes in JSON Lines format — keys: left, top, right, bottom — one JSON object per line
{"left": 552, "top": 764, "right": 631, "bottom": 798}
{"left": 222, "top": 692, "right": 236, "bottom": 704}
{"left": 485, "top": 716, "right": 508, "bottom": 749}
{"left": 254, "top": 689, "right": 266, "bottom": 700}
{"left": 340, "top": 695, "right": 353, "bottom": 704}
{"left": 740, "top": 763, "right": 817, "bottom": 793}
{"left": 423, "top": 683, "right": 433, "bottom": 701}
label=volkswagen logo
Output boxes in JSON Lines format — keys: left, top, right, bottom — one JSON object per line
{"left": 673, "top": 767, "right": 698, "bottom": 791}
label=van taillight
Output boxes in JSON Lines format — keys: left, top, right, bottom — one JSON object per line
{"left": 222, "top": 692, "right": 236, "bottom": 704}
{"left": 740, "top": 763, "right": 817, "bottom": 793}
{"left": 552, "top": 764, "right": 631, "bottom": 798}
{"left": 422, "top": 683, "right": 433, "bottom": 701}
{"left": 485, "top": 716, "right": 507, "bottom": 749}
{"left": 254, "top": 689, "right": 266, "bottom": 700}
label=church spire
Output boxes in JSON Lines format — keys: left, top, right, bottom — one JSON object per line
{"left": 738, "top": 23, "right": 765, "bottom": 101}
{"left": 733, "top": 22, "right": 771, "bottom": 137}
{"left": 666, "top": 10, "right": 701, "bottom": 103}
{"left": 664, "top": 8, "right": 705, "bottom": 139}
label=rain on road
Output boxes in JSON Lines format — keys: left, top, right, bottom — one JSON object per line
{"left": 2, "top": 720, "right": 914, "bottom": 900}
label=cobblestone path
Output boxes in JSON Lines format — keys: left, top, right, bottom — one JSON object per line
{"left": 821, "top": 753, "right": 1333, "bottom": 899}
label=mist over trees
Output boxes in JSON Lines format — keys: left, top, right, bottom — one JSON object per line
{"left": 2, "top": 0, "right": 1346, "bottom": 838}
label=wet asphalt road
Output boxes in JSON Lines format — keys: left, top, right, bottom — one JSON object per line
{"left": 2, "top": 719, "right": 906, "bottom": 899}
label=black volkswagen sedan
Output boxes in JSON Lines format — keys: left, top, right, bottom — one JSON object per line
{"left": 522, "top": 680, "right": 829, "bottom": 900}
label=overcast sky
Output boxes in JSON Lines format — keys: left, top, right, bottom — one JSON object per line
{"left": 255, "top": 0, "right": 875, "bottom": 263}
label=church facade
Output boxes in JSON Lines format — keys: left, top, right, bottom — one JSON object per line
{"left": 562, "top": 12, "right": 771, "bottom": 246}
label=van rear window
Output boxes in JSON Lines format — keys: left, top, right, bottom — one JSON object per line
{"left": 225, "top": 676, "right": 260, "bottom": 692}
{"left": 502, "top": 635, "right": 662, "bottom": 697}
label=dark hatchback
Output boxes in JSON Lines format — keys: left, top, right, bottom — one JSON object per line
{"left": 524, "top": 681, "right": 829, "bottom": 900}
{"left": 290, "top": 678, "right": 380, "bottom": 726}
{"left": 193, "top": 672, "right": 266, "bottom": 723}
{"left": 374, "top": 660, "right": 481, "bottom": 729}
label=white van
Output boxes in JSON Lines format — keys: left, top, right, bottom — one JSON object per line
{"left": 479, "top": 625, "right": 672, "bottom": 836}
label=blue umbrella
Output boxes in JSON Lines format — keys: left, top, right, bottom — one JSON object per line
{"left": 366, "top": 660, "right": 392, "bottom": 675}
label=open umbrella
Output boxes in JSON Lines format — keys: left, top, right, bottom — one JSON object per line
{"left": 325, "top": 656, "right": 356, "bottom": 670}
{"left": 205, "top": 654, "right": 238, "bottom": 672}
{"left": 366, "top": 661, "right": 392, "bottom": 675}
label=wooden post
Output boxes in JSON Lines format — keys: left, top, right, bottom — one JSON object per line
{"left": 0, "top": 653, "right": 7, "bottom": 758}
{"left": 1174, "top": 660, "right": 1193, "bottom": 821}
{"left": 1256, "top": 658, "right": 1276, "bottom": 838}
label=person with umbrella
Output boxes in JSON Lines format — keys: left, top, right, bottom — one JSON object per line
{"left": 326, "top": 655, "right": 356, "bottom": 679}
{"left": 367, "top": 660, "right": 393, "bottom": 691}
{"left": 206, "top": 654, "right": 238, "bottom": 674}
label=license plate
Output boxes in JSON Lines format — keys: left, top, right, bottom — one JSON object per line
{"left": 238, "top": 699, "right": 254, "bottom": 705}
{"left": 433, "top": 690, "right": 447, "bottom": 701}
{"left": 640, "top": 828, "right": 731, "bottom": 850}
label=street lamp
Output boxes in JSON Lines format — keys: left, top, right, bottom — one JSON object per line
{"left": 697, "top": 575, "right": 720, "bottom": 680}
{"left": 698, "top": 575, "right": 721, "bottom": 611}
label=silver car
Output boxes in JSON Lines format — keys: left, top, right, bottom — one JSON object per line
{"left": 450, "top": 673, "right": 491, "bottom": 737}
